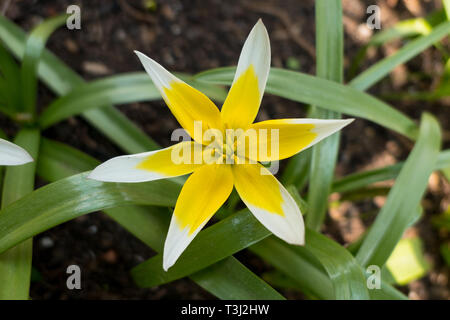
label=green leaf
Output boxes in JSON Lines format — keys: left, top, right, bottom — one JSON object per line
{"left": 0, "top": 129, "right": 40, "bottom": 299}
{"left": 440, "top": 242, "right": 450, "bottom": 266}
{"left": 332, "top": 163, "right": 402, "bottom": 194}
{"left": 306, "top": 0, "right": 343, "bottom": 230}
{"left": 444, "top": 0, "right": 450, "bottom": 20}
{"left": 20, "top": 14, "right": 67, "bottom": 117}
{"left": 350, "top": 21, "right": 450, "bottom": 91}
{"left": 0, "top": 172, "right": 181, "bottom": 255}
{"left": 39, "top": 73, "right": 160, "bottom": 129}
{"left": 131, "top": 207, "right": 370, "bottom": 300}
{"left": 332, "top": 149, "right": 450, "bottom": 194}
{"left": 251, "top": 237, "right": 334, "bottom": 299}
{"left": 251, "top": 237, "right": 407, "bottom": 300}
{"left": 0, "top": 43, "right": 20, "bottom": 111}
{"left": 83, "top": 107, "right": 160, "bottom": 153}
{"left": 195, "top": 67, "right": 419, "bottom": 140}
{"left": 297, "top": 229, "right": 369, "bottom": 299}
{"left": 190, "top": 257, "right": 285, "bottom": 300}
{"left": 356, "top": 113, "right": 441, "bottom": 268}
{"left": 131, "top": 208, "right": 271, "bottom": 287}
{"left": 315, "top": 0, "right": 343, "bottom": 82}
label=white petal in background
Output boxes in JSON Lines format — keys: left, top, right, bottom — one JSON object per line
{"left": 0, "top": 138, "right": 33, "bottom": 166}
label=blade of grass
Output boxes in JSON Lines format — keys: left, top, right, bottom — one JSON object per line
{"left": 130, "top": 209, "right": 370, "bottom": 300}
{"left": 39, "top": 73, "right": 160, "bottom": 129}
{"left": 0, "top": 43, "right": 20, "bottom": 110}
{"left": 302, "top": 229, "right": 369, "bottom": 299}
{"left": 444, "top": 0, "right": 450, "bottom": 19}
{"left": 332, "top": 149, "right": 450, "bottom": 194}
{"left": 356, "top": 113, "right": 441, "bottom": 268}
{"left": 251, "top": 237, "right": 407, "bottom": 300}
{"left": 20, "top": 14, "right": 67, "bottom": 118}
{"left": 349, "top": 21, "right": 450, "bottom": 91}
{"left": 306, "top": 0, "right": 343, "bottom": 230}
{"left": 0, "top": 129, "right": 40, "bottom": 299}
{"left": 348, "top": 9, "right": 446, "bottom": 78}
{"left": 251, "top": 237, "right": 334, "bottom": 299}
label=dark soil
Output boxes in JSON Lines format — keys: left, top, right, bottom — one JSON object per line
{"left": 2, "top": 0, "right": 449, "bottom": 299}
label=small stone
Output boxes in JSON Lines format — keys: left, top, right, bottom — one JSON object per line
{"left": 82, "top": 61, "right": 111, "bottom": 75}
{"left": 87, "top": 225, "right": 98, "bottom": 234}
{"left": 40, "top": 237, "right": 54, "bottom": 249}
{"left": 64, "top": 38, "right": 79, "bottom": 53}
{"left": 102, "top": 250, "right": 118, "bottom": 264}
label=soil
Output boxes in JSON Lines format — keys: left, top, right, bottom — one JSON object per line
{"left": 2, "top": 0, "right": 449, "bottom": 299}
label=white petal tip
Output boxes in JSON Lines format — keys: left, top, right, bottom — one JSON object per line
{"left": 21, "top": 153, "right": 34, "bottom": 164}
{"left": 254, "top": 18, "right": 268, "bottom": 34}
{"left": 0, "top": 152, "right": 34, "bottom": 166}
{"left": 134, "top": 50, "right": 144, "bottom": 58}
{"left": 338, "top": 118, "right": 355, "bottom": 130}
{"left": 343, "top": 118, "right": 355, "bottom": 125}
{"left": 291, "top": 237, "right": 305, "bottom": 246}
{"left": 162, "top": 254, "right": 175, "bottom": 272}
{"left": 134, "top": 50, "right": 148, "bottom": 62}
{"left": 282, "top": 232, "right": 305, "bottom": 246}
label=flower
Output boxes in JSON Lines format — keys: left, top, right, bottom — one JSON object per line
{"left": 89, "top": 20, "right": 353, "bottom": 271}
{"left": 0, "top": 138, "right": 33, "bottom": 166}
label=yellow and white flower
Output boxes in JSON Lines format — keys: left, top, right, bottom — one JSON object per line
{"left": 0, "top": 138, "right": 33, "bottom": 166}
{"left": 89, "top": 20, "right": 353, "bottom": 271}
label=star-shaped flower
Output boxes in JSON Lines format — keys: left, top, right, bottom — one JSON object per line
{"left": 89, "top": 20, "right": 352, "bottom": 270}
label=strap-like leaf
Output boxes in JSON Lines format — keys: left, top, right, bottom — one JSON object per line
{"left": 356, "top": 113, "right": 441, "bottom": 268}
{"left": 131, "top": 211, "right": 370, "bottom": 300}
{"left": 306, "top": 0, "right": 343, "bottom": 230}
{"left": 350, "top": 21, "right": 450, "bottom": 91}
{"left": 20, "top": 15, "right": 67, "bottom": 116}
{"left": 0, "top": 129, "right": 40, "bottom": 299}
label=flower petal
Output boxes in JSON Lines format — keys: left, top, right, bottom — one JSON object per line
{"left": 249, "top": 118, "right": 354, "bottom": 161}
{"left": 163, "top": 164, "right": 234, "bottom": 270}
{"left": 88, "top": 142, "right": 203, "bottom": 182}
{"left": 221, "top": 19, "right": 271, "bottom": 129}
{"left": 0, "top": 138, "right": 33, "bottom": 166}
{"left": 135, "top": 50, "right": 223, "bottom": 141}
{"left": 233, "top": 163, "right": 304, "bottom": 245}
